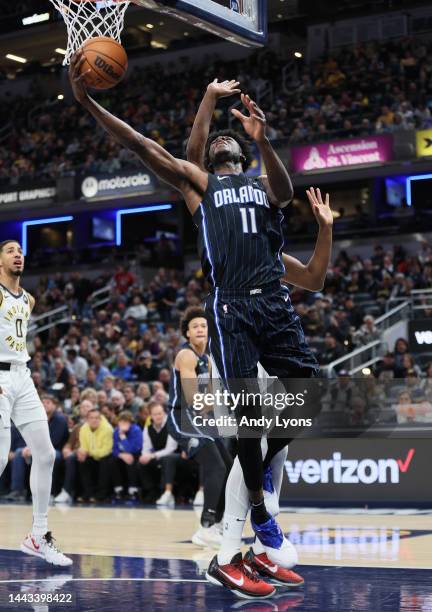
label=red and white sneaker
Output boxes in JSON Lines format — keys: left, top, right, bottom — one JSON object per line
{"left": 244, "top": 548, "right": 304, "bottom": 587}
{"left": 21, "top": 532, "right": 73, "bottom": 567}
{"left": 206, "top": 553, "right": 276, "bottom": 599}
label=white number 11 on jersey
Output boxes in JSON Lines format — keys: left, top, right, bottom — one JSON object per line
{"left": 240, "top": 207, "right": 258, "bottom": 234}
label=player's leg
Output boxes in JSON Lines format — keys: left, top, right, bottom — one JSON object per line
{"left": 206, "top": 437, "right": 275, "bottom": 598}
{"left": 0, "top": 423, "right": 11, "bottom": 480}
{"left": 245, "top": 444, "right": 304, "bottom": 587}
{"left": 191, "top": 440, "right": 229, "bottom": 548}
{"left": 12, "top": 368, "right": 72, "bottom": 566}
{"left": 205, "top": 294, "right": 266, "bottom": 515}
{"left": 256, "top": 287, "right": 318, "bottom": 570}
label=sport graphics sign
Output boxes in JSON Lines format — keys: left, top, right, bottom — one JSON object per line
{"left": 0, "top": 184, "right": 56, "bottom": 207}
{"left": 280, "top": 439, "right": 428, "bottom": 504}
{"left": 80, "top": 169, "right": 158, "bottom": 200}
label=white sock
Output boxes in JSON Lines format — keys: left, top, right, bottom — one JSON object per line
{"left": 18, "top": 420, "right": 55, "bottom": 537}
{"left": 128, "top": 487, "right": 138, "bottom": 494}
{"left": 217, "top": 439, "right": 268, "bottom": 565}
{"left": 115, "top": 486, "right": 123, "bottom": 494}
{"left": 253, "top": 445, "right": 288, "bottom": 555}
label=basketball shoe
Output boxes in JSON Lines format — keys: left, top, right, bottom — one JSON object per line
{"left": 21, "top": 532, "right": 72, "bottom": 566}
{"left": 206, "top": 553, "right": 275, "bottom": 599}
{"left": 244, "top": 548, "right": 304, "bottom": 587}
{"left": 250, "top": 515, "right": 298, "bottom": 569}
{"left": 192, "top": 524, "right": 222, "bottom": 548}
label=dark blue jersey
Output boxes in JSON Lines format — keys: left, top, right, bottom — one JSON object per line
{"left": 193, "top": 173, "right": 285, "bottom": 289}
{"left": 168, "top": 342, "right": 209, "bottom": 411}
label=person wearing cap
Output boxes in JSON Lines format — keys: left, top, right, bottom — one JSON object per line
{"left": 132, "top": 351, "right": 160, "bottom": 382}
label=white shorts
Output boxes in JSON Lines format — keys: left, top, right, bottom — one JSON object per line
{"left": 0, "top": 364, "right": 46, "bottom": 429}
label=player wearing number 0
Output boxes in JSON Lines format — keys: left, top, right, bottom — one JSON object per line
{"left": 68, "top": 54, "right": 313, "bottom": 588}
{"left": 0, "top": 241, "right": 72, "bottom": 566}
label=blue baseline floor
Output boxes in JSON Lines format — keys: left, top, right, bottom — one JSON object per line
{"left": 0, "top": 551, "right": 431, "bottom": 612}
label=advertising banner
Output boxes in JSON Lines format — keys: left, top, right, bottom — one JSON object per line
{"left": 280, "top": 438, "right": 429, "bottom": 504}
{"left": 291, "top": 135, "right": 393, "bottom": 172}
{"left": 416, "top": 129, "right": 432, "bottom": 157}
{"left": 408, "top": 319, "right": 432, "bottom": 353}
{"left": 79, "top": 169, "right": 158, "bottom": 201}
{"left": 0, "top": 184, "right": 56, "bottom": 206}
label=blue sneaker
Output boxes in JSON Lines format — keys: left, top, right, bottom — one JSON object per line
{"left": 251, "top": 515, "right": 298, "bottom": 569}
{"left": 263, "top": 465, "right": 279, "bottom": 517}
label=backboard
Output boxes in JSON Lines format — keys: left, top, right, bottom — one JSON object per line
{"left": 134, "top": 0, "right": 267, "bottom": 47}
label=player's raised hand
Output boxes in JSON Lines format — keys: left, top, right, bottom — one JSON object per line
{"left": 207, "top": 78, "right": 241, "bottom": 99}
{"left": 306, "top": 187, "right": 333, "bottom": 228}
{"left": 231, "top": 93, "right": 266, "bottom": 143}
{"left": 69, "top": 49, "right": 90, "bottom": 105}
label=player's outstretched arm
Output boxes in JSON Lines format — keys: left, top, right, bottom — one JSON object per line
{"left": 282, "top": 188, "right": 333, "bottom": 290}
{"left": 187, "top": 79, "right": 241, "bottom": 169}
{"left": 231, "top": 93, "right": 294, "bottom": 208}
{"left": 69, "top": 51, "right": 206, "bottom": 196}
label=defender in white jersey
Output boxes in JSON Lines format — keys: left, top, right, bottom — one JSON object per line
{"left": 0, "top": 240, "right": 72, "bottom": 566}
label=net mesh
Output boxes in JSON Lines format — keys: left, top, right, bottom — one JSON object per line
{"left": 48, "top": 0, "right": 130, "bottom": 65}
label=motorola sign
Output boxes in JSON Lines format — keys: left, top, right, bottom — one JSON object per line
{"left": 408, "top": 319, "right": 432, "bottom": 353}
{"left": 80, "top": 170, "right": 157, "bottom": 200}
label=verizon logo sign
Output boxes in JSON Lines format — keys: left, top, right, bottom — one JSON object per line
{"left": 414, "top": 330, "right": 432, "bottom": 345}
{"left": 285, "top": 449, "right": 415, "bottom": 485}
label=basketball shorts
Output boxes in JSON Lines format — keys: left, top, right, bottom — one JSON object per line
{"left": 0, "top": 364, "right": 46, "bottom": 429}
{"left": 204, "top": 281, "right": 319, "bottom": 382}
{"left": 167, "top": 407, "right": 214, "bottom": 459}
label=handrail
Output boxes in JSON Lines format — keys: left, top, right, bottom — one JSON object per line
{"left": 375, "top": 300, "right": 409, "bottom": 326}
{"left": 323, "top": 339, "right": 382, "bottom": 378}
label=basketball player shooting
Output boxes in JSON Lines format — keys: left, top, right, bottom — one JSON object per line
{"left": 186, "top": 81, "right": 332, "bottom": 598}
{"left": 69, "top": 51, "right": 314, "bottom": 590}
{"left": 0, "top": 241, "right": 72, "bottom": 566}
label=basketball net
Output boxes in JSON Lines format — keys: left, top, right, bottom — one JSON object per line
{"left": 48, "top": 0, "right": 130, "bottom": 65}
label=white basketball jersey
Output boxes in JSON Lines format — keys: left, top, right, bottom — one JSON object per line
{"left": 0, "top": 284, "right": 31, "bottom": 364}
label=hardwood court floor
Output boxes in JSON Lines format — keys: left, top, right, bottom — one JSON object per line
{"left": 0, "top": 503, "right": 431, "bottom": 611}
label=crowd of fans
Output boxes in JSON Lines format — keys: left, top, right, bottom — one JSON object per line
{"left": 1, "top": 37, "right": 432, "bottom": 185}
{"left": 0, "top": 234, "right": 430, "bottom": 503}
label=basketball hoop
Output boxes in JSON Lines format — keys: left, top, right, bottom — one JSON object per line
{"left": 48, "top": 0, "right": 130, "bottom": 65}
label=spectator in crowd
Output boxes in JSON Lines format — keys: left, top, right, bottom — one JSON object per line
{"left": 92, "top": 354, "right": 111, "bottom": 385}
{"left": 111, "top": 411, "right": 142, "bottom": 501}
{"left": 111, "top": 353, "right": 135, "bottom": 381}
{"left": 123, "top": 385, "right": 144, "bottom": 415}
{"left": 65, "top": 349, "right": 88, "bottom": 384}
{"left": 100, "top": 402, "right": 119, "bottom": 427}
{"left": 132, "top": 351, "right": 160, "bottom": 382}
{"left": 354, "top": 315, "right": 380, "bottom": 346}
{"left": 114, "top": 266, "right": 136, "bottom": 295}
{"left": 319, "top": 333, "right": 346, "bottom": 366}
{"left": 124, "top": 296, "right": 148, "bottom": 321}
{"left": 54, "top": 399, "right": 93, "bottom": 504}
{"left": 138, "top": 401, "right": 179, "bottom": 505}
{"left": 78, "top": 408, "right": 113, "bottom": 502}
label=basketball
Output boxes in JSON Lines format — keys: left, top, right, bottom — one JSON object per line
{"left": 80, "top": 36, "right": 128, "bottom": 89}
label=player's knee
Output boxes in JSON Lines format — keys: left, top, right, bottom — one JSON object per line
{"left": 37, "top": 445, "right": 56, "bottom": 470}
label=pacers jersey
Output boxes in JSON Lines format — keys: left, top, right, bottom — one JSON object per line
{"left": 0, "top": 284, "right": 31, "bottom": 364}
{"left": 168, "top": 342, "right": 209, "bottom": 411}
{"left": 193, "top": 173, "right": 285, "bottom": 289}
